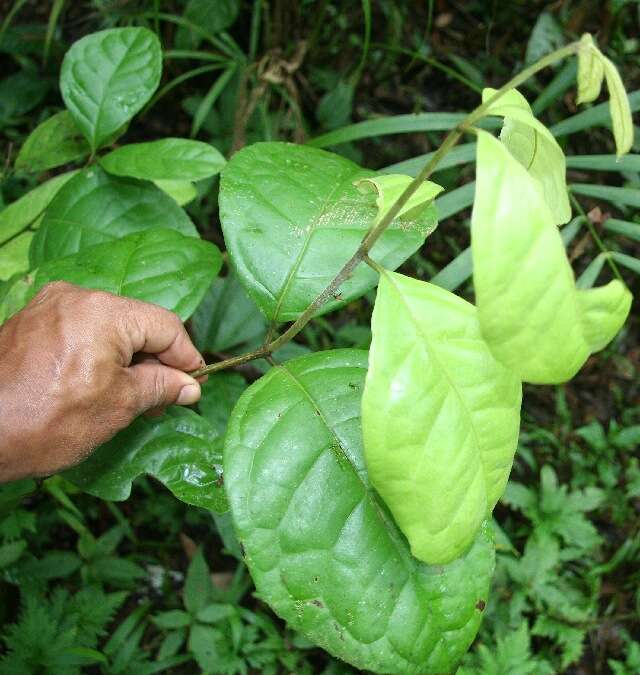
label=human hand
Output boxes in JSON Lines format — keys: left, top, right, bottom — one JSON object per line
{"left": 0, "top": 282, "right": 206, "bottom": 482}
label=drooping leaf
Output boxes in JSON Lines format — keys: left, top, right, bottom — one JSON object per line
{"left": 224, "top": 349, "right": 495, "bottom": 674}
{"left": 15, "top": 111, "right": 89, "bottom": 173}
{"left": 0, "top": 171, "right": 78, "bottom": 246}
{"left": 100, "top": 139, "right": 225, "bottom": 181}
{"left": 198, "top": 372, "right": 247, "bottom": 436}
{"left": 30, "top": 167, "right": 197, "bottom": 266}
{"left": 362, "top": 272, "right": 521, "bottom": 565}
{"left": 576, "top": 34, "right": 604, "bottom": 104}
{"left": 482, "top": 87, "right": 571, "bottom": 224}
{"left": 190, "top": 269, "right": 266, "bottom": 353}
{"left": 65, "top": 408, "right": 227, "bottom": 512}
{"left": 220, "top": 142, "right": 438, "bottom": 322}
{"left": 471, "top": 130, "right": 632, "bottom": 384}
{"left": 60, "top": 27, "right": 162, "bottom": 152}
{"left": 32, "top": 228, "right": 222, "bottom": 320}
{"left": 0, "top": 232, "right": 33, "bottom": 281}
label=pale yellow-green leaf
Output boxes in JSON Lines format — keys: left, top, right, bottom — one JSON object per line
{"left": 362, "top": 271, "right": 522, "bottom": 565}
{"left": 355, "top": 174, "right": 443, "bottom": 225}
{"left": 471, "top": 130, "right": 632, "bottom": 384}
{"left": 576, "top": 34, "right": 604, "bottom": 104}
{"left": 601, "top": 55, "right": 633, "bottom": 157}
{"left": 481, "top": 87, "right": 571, "bottom": 225}
{"left": 153, "top": 179, "right": 198, "bottom": 206}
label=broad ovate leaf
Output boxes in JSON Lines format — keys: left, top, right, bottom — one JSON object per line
{"left": 225, "top": 349, "right": 495, "bottom": 674}
{"left": 100, "top": 138, "right": 226, "bottom": 181}
{"left": 30, "top": 167, "right": 197, "bottom": 266}
{"left": 482, "top": 87, "right": 571, "bottom": 225}
{"left": 65, "top": 408, "right": 227, "bottom": 512}
{"left": 60, "top": 27, "right": 162, "bottom": 152}
{"left": 0, "top": 171, "right": 78, "bottom": 246}
{"left": 15, "top": 111, "right": 89, "bottom": 173}
{"left": 32, "top": 228, "right": 222, "bottom": 320}
{"left": 472, "top": 130, "right": 632, "bottom": 384}
{"left": 363, "top": 272, "right": 521, "bottom": 566}
{"left": 220, "top": 142, "right": 438, "bottom": 322}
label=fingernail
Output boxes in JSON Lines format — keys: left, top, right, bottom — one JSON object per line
{"left": 177, "top": 383, "right": 200, "bottom": 405}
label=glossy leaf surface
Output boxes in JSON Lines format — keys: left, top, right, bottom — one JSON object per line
{"left": 30, "top": 167, "right": 197, "bottom": 266}
{"left": 220, "top": 142, "right": 438, "bottom": 322}
{"left": 60, "top": 28, "right": 162, "bottom": 152}
{"left": 65, "top": 408, "right": 227, "bottom": 512}
{"left": 482, "top": 87, "right": 571, "bottom": 224}
{"left": 15, "top": 111, "right": 89, "bottom": 172}
{"left": 225, "top": 349, "right": 495, "bottom": 674}
{"left": 32, "top": 228, "right": 221, "bottom": 320}
{"left": 363, "top": 273, "right": 521, "bottom": 565}
{"left": 100, "top": 138, "right": 225, "bottom": 181}
{"left": 472, "top": 130, "right": 632, "bottom": 384}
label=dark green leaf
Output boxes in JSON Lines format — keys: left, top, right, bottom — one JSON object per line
{"left": 220, "top": 142, "right": 438, "bottom": 322}
{"left": 0, "top": 70, "right": 50, "bottom": 127}
{"left": 175, "top": 0, "right": 240, "bottom": 49}
{"left": 199, "top": 372, "right": 247, "bottom": 436}
{"left": 317, "top": 81, "right": 354, "bottom": 130}
{"left": 30, "top": 167, "right": 197, "bottom": 266}
{"left": 153, "top": 610, "right": 192, "bottom": 630}
{"left": 60, "top": 27, "right": 162, "bottom": 151}
{"left": 64, "top": 408, "right": 228, "bottom": 512}
{"left": 225, "top": 349, "right": 495, "bottom": 673}
{"left": 184, "top": 548, "right": 213, "bottom": 614}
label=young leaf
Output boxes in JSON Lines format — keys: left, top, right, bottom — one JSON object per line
{"left": 65, "top": 408, "right": 227, "bottom": 512}
{"left": 100, "top": 139, "right": 225, "bottom": 181}
{"left": 30, "top": 167, "right": 197, "bottom": 266}
{"left": 576, "top": 34, "right": 604, "bottom": 104}
{"left": 224, "top": 349, "right": 495, "bottom": 674}
{"left": 15, "top": 111, "right": 89, "bottom": 173}
{"left": 482, "top": 87, "right": 571, "bottom": 224}
{"left": 0, "top": 171, "right": 78, "bottom": 246}
{"left": 471, "top": 130, "right": 632, "bottom": 384}
{"left": 32, "top": 228, "right": 221, "bottom": 321}
{"left": 362, "top": 272, "right": 521, "bottom": 565}
{"left": 220, "top": 142, "right": 438, "bottom": 322}
{"left": 60, "top": 28, "right": 162, "bottom": 152}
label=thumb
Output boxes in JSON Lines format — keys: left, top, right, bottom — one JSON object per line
{"left": 127, "top": 361, "right": 202, "bottom": 414}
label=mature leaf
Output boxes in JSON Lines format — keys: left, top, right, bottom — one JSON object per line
{"left": 60, "top": 27, "right": 162, "bottom": 152}
{"left": 30, "top": 167, "right": 197, "bottom": 266}
{"left": 220, "top": 142, "right": 438, "bottom": 322}
{"left": 0, "top": 232, "right": 32, "bottom": 281}
{"left": 15, "top": 111, "right": 89, "bottom": 173}
{"left": 225, "top": 349, "right": 495, "bottom": 674}
{"left": 482, "top": 87, "right": 571, "bottom": 224}
{"left": 471, "top": 130, "right": 632, "bottom": 383}
{"left": 100, "top": 139, "right": 225, "bottom": 181}
{"left": 363, "top": 273, "right": 521, "bottom": 565}
{"left": 65, "top": 408, "right": 227, "bottom": 512}
{"left": 191, "top": 269, "right": 266, "bottom": 353}
{"left": 0, "top": 70, "right": 50, "bottom": 128}
{"left": 199, "top": 372, "right": 247, "bottom": 436}
{"left": 153, "top": 179, "right": 198, "bottom": 206}
{"left": 0, "top": 171, "right": 78, "bottom": 246}
{"left": 32, "top": 228, "right": 221, "bottom": 321}
{"left": 175, "top": 0, "right": 240, "bottom": 49}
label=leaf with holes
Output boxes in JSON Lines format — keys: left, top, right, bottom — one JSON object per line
{"left": 30, "top": 167, "right": 197, "bottom": 266}
{"left": 32, "top": 228, "right": 221, "bottom": 320}
{"left": 60, "top": 27, "right": 162, "bottom": 152}
{"left": 220, "top": 142, "right": 439, "bottom": 322}
{"left": 363, "top": 272, "right": 521, "bottom": 566}
{"left": 472, "top": 130, "right": 632, "bottom": 384}
{"left": 65, "top": 408, "right": 227, "bottom": 511}
{"left": 225, "top": 349, "right": 495, "bottom": 674}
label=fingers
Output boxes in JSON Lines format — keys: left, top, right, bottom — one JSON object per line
{"left": 120, "top": 298, "right": 204, "bottom": 372}
{"left": 127, "top": 361, "right": 202, "bottom": 415}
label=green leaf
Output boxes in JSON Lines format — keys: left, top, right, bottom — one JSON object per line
{"left": 551, "top": 90, "right": 640, "bottom": 137}
{"left": 362, "top": 272, "right": 521, "bottom": 565}
{"left": 0, "top": 232, "right": 32, "bottom": 281}
{"left": 100, "top": 139, "right": 225, "bottom": 181}
{"left": 0, "top": 273, "right": 35, "bottom": 325}
{"left": 482, "top": 87, "right": 571, "bottom": 224}
{"left": 32, "top": 228, "right": 221, "bottom": 321}
{"left": 436, "top": 181, "right": 475, "bottom": 220}
{"left": 224, "top": 349, "right": 495, "bottom": 674}
{"left": 30, "top": 167, "right": 197, "bottom": 266}
{"left": 0, "top": 171, "right": 78, "bottom": 246}
{"left": 15, "top": 111, "right": 89, "bottom": 173}
{"left": 220, "top": 142, "right": 438, "bottom": 322}
{"left": 152, "top": 610, "right": 192, "bottom": 630}
{"left": 471, "top": 130, "right": 632, "bottom": 384}
{"left": 570, "top": 183, "right": 640, "bottom": 208}
{"left": 184, "top": 548, "right": 213, "bottom": 614}
{"left": 175, "top": 0, "right": 240, "bottom": 49}
{"left": 565, "top": 154, "right": 640, "bottom": 172}
{"left": 525, "top": 12, "right": 565, "bottom": 65}
{"left": 190, "top": 269, "right": 266, "bottom": 353}
{"left": 153, "top": 179, "right": 198, "bottom": 206}
{"left": 576, "top": 34, "right": 604, "bottom": 104}
{"left": 60, "top": 27, "right": 162, "bottom": 152}
{"left": 199, "top": 372, "right": 247, "bottom": 436}
{"left": 65, "top": 408, "right": 227, "bottom": 512}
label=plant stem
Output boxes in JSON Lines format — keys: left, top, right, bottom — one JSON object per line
{"left": 190, "top": 40, "right": 582, "bottom": 379}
